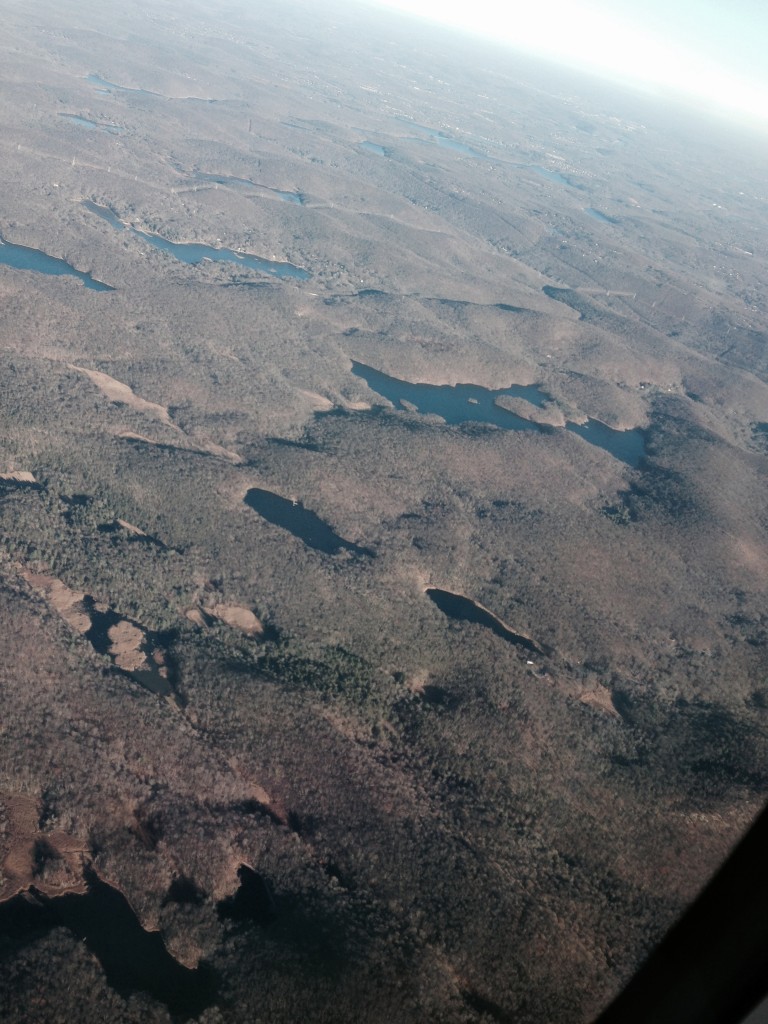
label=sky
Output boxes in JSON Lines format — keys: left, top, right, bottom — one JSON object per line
{"left": 361, "top": 0, "right": 768, "bottom": 125}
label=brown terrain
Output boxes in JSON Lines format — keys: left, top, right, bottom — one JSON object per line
{"left": 0, "top": 0, "right": 766, "bottom": 1022}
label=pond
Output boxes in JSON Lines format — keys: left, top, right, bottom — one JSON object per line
{"left": 0, "top": 875, "right": 218, "bottom": 1018}
{"left": 244, "top": 487, "right": 374, "bottom": 557}
{"left": 426, "top": 588, "right": 543, "bottom": 653}
{"left": 83, "top": 201, "right": 309, "bottom": 279}
{"left": 350, "top": 361, "right": 645, "bottom": 467}
{"left": 84, "top": 604, "right": 175, "bottom": 699}
{"left": 59, "top": 113, "right": 125, "bottom": 134}
{"left": 0, "top": 236, "right": 113, "bottom": 291}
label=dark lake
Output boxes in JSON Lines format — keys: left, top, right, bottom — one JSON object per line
{"left": 351, "top": 361, "right": 645, "bottom": 467}
{"left": 244, "top": 487, "right": 374, "bottom": 557}
{"left": 84, "top": 201, "right": 309, "bottom": 279}
{"left": 426, "top": 588, "right": 543, "bottom": 653}
{"left": 0, "top": 876, "right": 218, "bottom": 1018}
{"left": 217, "top": 865, "right": 277, "bottom": 926}
{"left": 0, "top": 236, "right": 113, "bottom": 291}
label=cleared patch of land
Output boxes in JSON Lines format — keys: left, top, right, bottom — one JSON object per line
{"left": 0, "top": 794, "right": 89, "bottom": 902}
{"left": 209, "top": 604, "right": 264, "bottom": 635}
{"left": 70, "top": 364, "right": 175, "bottom": 426}
{"left": 21, "top": 569, "right": 91, "bottom": 634}
{"left": 0, "top": 471, "right": 36, "bottom": 482}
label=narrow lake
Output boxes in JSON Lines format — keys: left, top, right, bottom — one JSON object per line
{"left": 351, "top": 361, "right": 645, "bottom": 467}
{"left": 84, "top": 201, "right": 309, "bottom": 279}
{"left": 532, "top": 166, "right": 571, "bottom": 186}
{"left": 430, "top": 135, "right": 485, "bottom": 158}
{"left": 193, "top": 172, "right": 303, "bottom": 204}
{"left": 394, "top": 117, "right": 486, "bottom": 158}
{"left": 86, "top": 73, "right": 158, "bottom": 96}
{"left": 585, "top": 208, "right": 619, "bottom": 224}
{"left": 427, "top": 588, "right": 543, "bottom": 653}
{"left": 0, "top": 236, "right": 113, "bottom": 291}
{"left": 0, "top": 876, "right": 218, "bottom": 1018}
{"left": 59, "top": 113, "right": 125, "bottom": 134}
{"left": 360, "top": 141, "right": 388, "bottom": 156}
{"left": 244, "top": 487, "right": 374, "bottom": 557}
